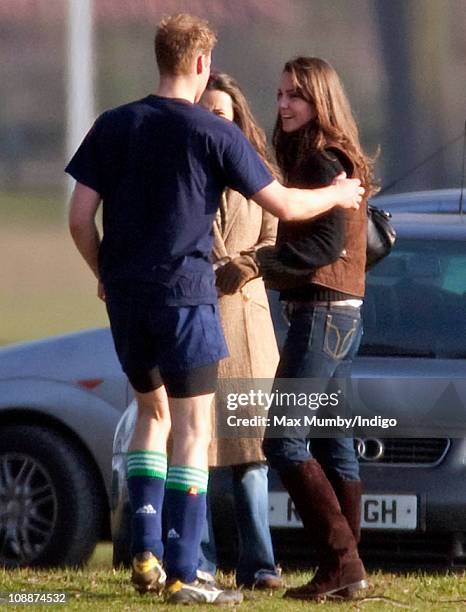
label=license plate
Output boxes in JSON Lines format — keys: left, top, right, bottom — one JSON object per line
{"left": 361, "top": 494, "right": 417, "bottom": 529}
{"left": 269, "top": 492, "right": 417, "bottom": 530}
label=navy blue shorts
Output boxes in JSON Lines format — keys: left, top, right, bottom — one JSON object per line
{"left": 105, "top": 296, "right": 228, "bottom": 397}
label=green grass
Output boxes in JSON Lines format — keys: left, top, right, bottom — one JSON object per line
{"left": 0, "top": 190, "right": 66, "bottom": 227}
{"left": 0, "top": 292, "right": 108, "bottom": 346}
{"left": 1, "top": 197, "right": 107, "bottom": 346}
{"left": 1, "top": 544, "right": 465, "bottom": 611}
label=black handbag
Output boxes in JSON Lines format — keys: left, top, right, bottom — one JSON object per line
{"left": 366, "top": 205, "right": 396, "bottom": 270}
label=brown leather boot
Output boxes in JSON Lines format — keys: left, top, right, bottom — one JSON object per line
{"left": 331, "top": 477, "right": 363, "bottom": 543}
{"left": 279, "top": 459, "right": 367, "bottom": 601}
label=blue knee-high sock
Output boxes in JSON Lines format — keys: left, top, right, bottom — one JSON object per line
{"left": 126, "top": 450, "right": 167, "bottom": 559}
{"left": 164, "top": 465, "right": 209, "bottom": 583}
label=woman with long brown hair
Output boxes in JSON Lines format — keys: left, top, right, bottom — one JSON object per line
{"left": 261, "top": 57, "right": 378, "bottom": 601}
{"left": 198, "top": 72, "right": 282, "bottom": 589}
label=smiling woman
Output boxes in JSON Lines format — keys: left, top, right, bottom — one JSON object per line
{"left": 277, "top": 71, "right": 315, "bottom": 133}
{"left": 261, "top": 56, "right": 379, "bottom": 602}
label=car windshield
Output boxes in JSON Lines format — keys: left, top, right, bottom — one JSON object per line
{"left": 361, "top": 239, "right": 466, "bottom": 358}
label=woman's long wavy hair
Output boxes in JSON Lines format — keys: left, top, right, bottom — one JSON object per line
{"left": 273, "top": 57, "right": 378, "bottom": 196}
{"left": 205, "top": 72, "right": 279, "bottom": 177}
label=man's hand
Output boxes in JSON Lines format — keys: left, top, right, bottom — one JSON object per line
{"left": 332, "top": 172, "right": 364, "bottom": 209}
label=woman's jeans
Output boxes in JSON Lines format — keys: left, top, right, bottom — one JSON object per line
{"left": 263, "top": 303, "right": 363, "bottom": 482}
{"left": 198, "top": 463, "right": 278, "bottom": 586}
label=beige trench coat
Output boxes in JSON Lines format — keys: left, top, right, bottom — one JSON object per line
{"left": 208, "top": 190, "right": 279, "bottom": 467}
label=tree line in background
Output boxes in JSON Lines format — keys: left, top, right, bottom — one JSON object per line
{"left": 0, "top": 0, "right": 465, "bottom": 196}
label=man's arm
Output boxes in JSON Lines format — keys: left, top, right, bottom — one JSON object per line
{"left": 68, "top": 181, "right": 102, "bottom": 285}
{"left": 252, "top": 173, "right": 363, "bottom": 221}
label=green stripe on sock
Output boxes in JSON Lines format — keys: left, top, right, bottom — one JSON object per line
{"left": 167, "top": 471, "right": 208, "bottom": 484}
{"left": 166, "top": 465, "right": 208, "bottom": 491}
{"left": 165, "top": 480, "right": 207, "bottom": 494}
{"left": 127, "top": 468, "right": 167, "bottom": 479}
{"left": 166, "top": 478, "right": 207, "bottom": 491}
{"left": 168, "top": 465, "right": 208, "bottom": 477}
{"left": 127, "top": 459, "right": 168, "bottom": 470}
{"left": 127, "top": 450, "right": 167, "bottom": 456}
{"left": 127, "top": 455, "right": 167, "bottom": 463}
{"left": 166, "top": 473, "right": 208, "bottom": 485}
{"left": 126, "top": 451, "right": 167, "bottom": 480}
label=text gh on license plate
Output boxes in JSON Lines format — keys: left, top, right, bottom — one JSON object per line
{"left": 268, "top": 493, "right": 417, "bottom": 530}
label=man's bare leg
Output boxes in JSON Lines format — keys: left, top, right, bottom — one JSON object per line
{"left": 129, "top": 386, "right": 172, "bottom": 452}
{"left": 163, "top": 394, "right": 213, "bottom": 586}
{"left": 169, "top": 393, "right": 213, "bottom": 468}
{"left": 127, "top": 386, "right": 171, "bottom": 592}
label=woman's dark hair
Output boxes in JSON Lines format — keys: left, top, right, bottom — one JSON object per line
{"left": 272, "top": 57, "right": 378, "bottom": 195}
{"left": 205, "top": 72, "right": 279, "bottom": 176}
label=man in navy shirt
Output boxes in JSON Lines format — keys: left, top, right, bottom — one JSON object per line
{"left": 67, "top": 13, "right": 363, "bottom": 605}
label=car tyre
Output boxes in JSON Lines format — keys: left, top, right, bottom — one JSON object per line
{"left": 0, "top": 424, "right": 104, "bottom": 568}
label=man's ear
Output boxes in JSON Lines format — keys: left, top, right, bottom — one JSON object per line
{"left": 196, "top": 54, "right": 204, "bottom": 75}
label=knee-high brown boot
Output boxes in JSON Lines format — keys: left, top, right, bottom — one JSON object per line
{"left": 330, "top": 478, "right": 363, "bottom": 543}
{"left": 279, "top": 459, "right": 367, "bottom": 600}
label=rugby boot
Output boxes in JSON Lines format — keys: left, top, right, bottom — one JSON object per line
{"left": 165, "top": 579, "right": 244, "bottom": 605}
{"left": 131, "top": 551, "right": 166, "bottom": 594}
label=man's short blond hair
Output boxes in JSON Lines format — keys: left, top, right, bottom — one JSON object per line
{"left": 155, "top": 14, "right": 217, "bottom": 76}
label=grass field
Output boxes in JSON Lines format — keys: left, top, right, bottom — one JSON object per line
{"left": 1, "top": 191, "right": 108, "bottom": 346}
{"left": 1, "top": 544, "right": 465, "bottom": 611}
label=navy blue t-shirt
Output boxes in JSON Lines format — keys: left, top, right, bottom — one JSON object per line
{"left": 65, "top": 95, "right": 273, "bottom": 305}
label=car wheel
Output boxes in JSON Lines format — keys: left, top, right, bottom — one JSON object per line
{"left": 0, "top": 424, "right": 104, "bottom": 567}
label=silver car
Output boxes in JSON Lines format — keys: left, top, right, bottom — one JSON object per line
{"left": 0, "top": 329, "right": 127, "bottom": 567}
{"left": 2, "top": 189, "right": 466, "bottom": 568}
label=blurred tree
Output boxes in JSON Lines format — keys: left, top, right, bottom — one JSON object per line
{"left": 375, "top": 0, "right": 449, "bottom": 191}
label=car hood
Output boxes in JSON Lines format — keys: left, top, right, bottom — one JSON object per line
{"left": 0, "top": 327, "right": 121, "bottom": 383}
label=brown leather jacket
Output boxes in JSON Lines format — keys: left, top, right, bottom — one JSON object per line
{"left": 280, "top": 148, "right": 367, "bottom": 298}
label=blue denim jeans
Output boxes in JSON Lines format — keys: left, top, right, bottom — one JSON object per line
{"left": 198, "top": 463, "right": 278, "bottom": 586}
{"left": 263, "top": 304, "right": 363, "bottom": 481}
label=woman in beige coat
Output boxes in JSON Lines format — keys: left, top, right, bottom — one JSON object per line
{"left": 198, "top": 72, "right": 282, "bottom": 589}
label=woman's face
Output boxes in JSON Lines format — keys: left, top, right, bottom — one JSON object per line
{"left": 277, "top": 71, "right": 315, "bottom": 133}
{"left": 200, "top": 89, "right": 234, "bottom": 122}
